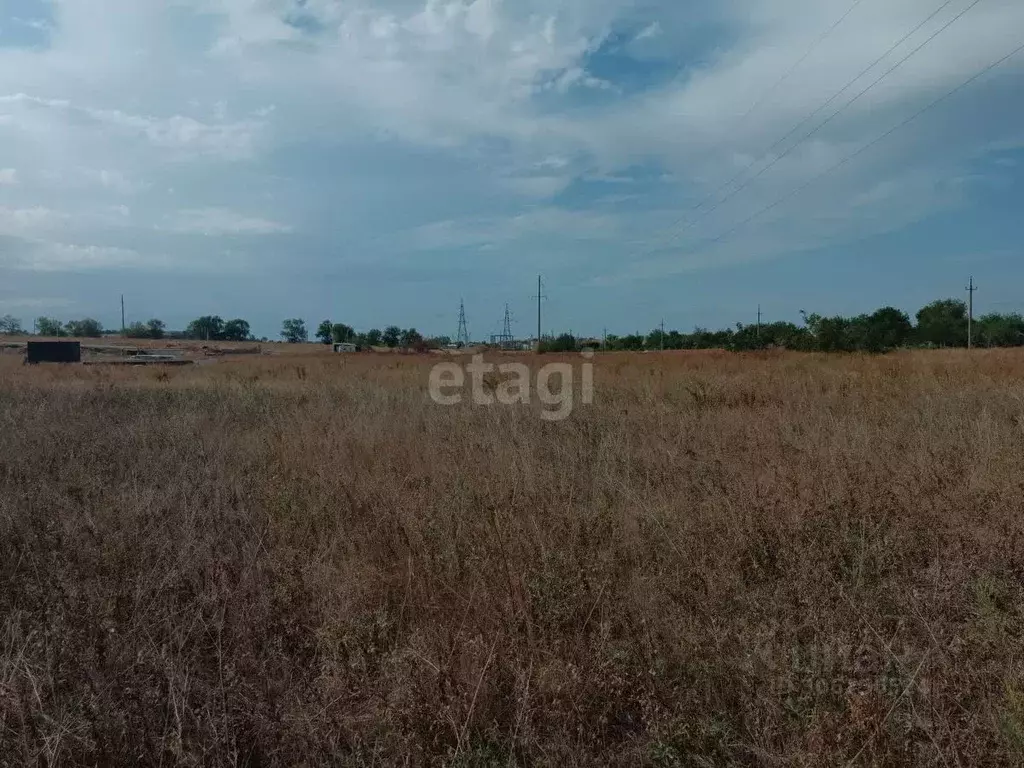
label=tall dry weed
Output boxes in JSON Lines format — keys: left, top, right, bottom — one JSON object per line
{"left": 1, "top": 349, "right": 1023, "bottom": 765}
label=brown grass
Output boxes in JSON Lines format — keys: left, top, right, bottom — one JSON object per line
{"left": 2, "top": 349, "right": 1024, "bottom": 766}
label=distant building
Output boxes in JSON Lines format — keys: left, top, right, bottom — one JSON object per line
{"left": 333, "top": 342, "right": 357, "bottom": 353}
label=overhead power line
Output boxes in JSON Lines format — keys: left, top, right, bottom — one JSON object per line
{"left": 642, "top": 0, "right": 984, "bottom": 256}
{"left": 676, "top": 37, "right": 1024, "bottom": 262}
{"left": 684, "top": 0, "right": 960, "bottom": 226}
{"left": 680, "top": 0, "right": 989, "bottom": 229}
{"left": 736, "top": 0, "right": 869, "bottom": 125}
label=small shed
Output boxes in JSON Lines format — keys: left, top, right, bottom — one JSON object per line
{"left": 333, "top": 342, "right": 357, "bottom": 353}
{"left": 26, "top": 341, "right": 82, "bottom": 364}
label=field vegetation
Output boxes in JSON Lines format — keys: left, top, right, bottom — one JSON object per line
{"left": 2, "top": 348, "right": 1024, "bottom": 765}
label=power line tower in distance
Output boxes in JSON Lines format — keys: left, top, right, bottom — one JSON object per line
{"left": 456, "top": 299, "right": 470, "bottom": 348}
{"left": 489, "top": 304, "right": 516, "bottom": 349}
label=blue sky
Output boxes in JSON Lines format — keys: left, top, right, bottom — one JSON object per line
{"left": 1, "top": 0, "right": 1022, "bottom": 339}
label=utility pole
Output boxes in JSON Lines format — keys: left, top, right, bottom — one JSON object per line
{"left": 660, "top": 319, "right": 665, "bottom": 351}
{"left": 966, "top": 276, "right": 977, "bottom": 349}
{"left": 121, "top": 294, "right": 126, "bottom": 337}
{"left": 757, "top": 304, "right": 762, "bottom": 339}
{"left": 536, "top": 275, "right": 543, "bottom": 350}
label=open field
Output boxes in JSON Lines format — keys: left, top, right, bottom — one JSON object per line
{"left": 2, "top": 349, "right": 1024, "bottom": 765}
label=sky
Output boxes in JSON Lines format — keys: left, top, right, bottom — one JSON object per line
{"left": 1, "top": 0, "right": 1022, "bottom": 340}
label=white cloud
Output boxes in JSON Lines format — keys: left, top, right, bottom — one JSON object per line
{"left": 0, "top": 297, "right": 75, "bottom": 310}
{"left": 0, "top": 241, "right": 152, "bottom": 272}
{"left": 406, "top": 207, "right": 620, "bottom": 251}
{"left": 635, "top": 22, "right": 662, "bottom": 41}
{"left": 39, "top": 167, "right": 149, "bottom": 195}
{"left": 0, "top": 0, "right": 1021, "bottom": 315}
{"left": 163, "top": 207, "right": 292, "bottom": 236}
{"left": 0, "top": 206, "right": 67, "bottom": 236}
{"left": 0, "top": 93, "right": 263, "bottom": 160}
{"left": 0, "top": 168, "right": 17, "bottom": 185}
{"left": 35, "top": 243, "right": 147, "bottom": 271}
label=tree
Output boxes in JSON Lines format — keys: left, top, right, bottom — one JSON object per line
{"left": 539, "top": 333, "right": 578, "bottom": 353}
{"left": 186, "top": 316, "right": 225, "bottom": 341}
{"left": 400, "top": 328, "right": 423, "bottom": 349}
{"left": 382, "top": 326, "right": 402, "bottom": 348}
{"left": 281, "top": 318, "right": 308, "bottom": 343}
{"left": 316, "top": 320, "right": 333, "bottom": 345}
{"left": 860, "top": 307, "right": 912, "bottom": 353}
{"left": 645, "top": 328, "right": 666, "bottom": 350}
{"left": 363, "top": 328, "right": 383, "bottom": 347}
{"left": 331, "top": 323, "right": 355, "bottom": 344}
{"left": 0, "top": 314, "right": 24, "bottom": 335}
{"left": 976, "top": 313, "right": 1024, "bottom": 347}
{"left": 65, "top": 318, "right": 103, "bottom": 338}
{"left": 125, "top": 321, "right": 151, "bottom": 339}
{"left": 222, "top": 319, "right": 250, "bottom": 342}
{"left": 618, "top": 334, "right": 645, "bottom": 351}
{"left": 36, "top": 317, "right": 64, "bottom": 337}
{"left": 804, "top": 314, "right": 855, "bottom": 352}
{"left": 146, "top": 319, "right": 166, "bottom": 340}
{"left": 916, "top": 299, "right": 967, "bottom": 347}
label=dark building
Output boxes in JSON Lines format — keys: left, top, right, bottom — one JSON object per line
{"left": 26, "top": 341, "right": 82, "bottom": 364}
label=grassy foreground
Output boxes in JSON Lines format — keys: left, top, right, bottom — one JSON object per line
{"left": 2, "top": 349, "right": 1024, "bottom": 766}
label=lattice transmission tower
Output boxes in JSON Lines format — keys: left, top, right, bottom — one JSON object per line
{"left": 491, "top": 304, "right": 516, "bottom": 349}
{"left": 456, "top": 299, "right": 470, "bottom": 348}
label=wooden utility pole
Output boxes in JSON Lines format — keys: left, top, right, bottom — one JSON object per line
{"left": 121, "top": 294, "right": 126, "bottom": 337}
{"left": 757, "top": 304, "right": 762, "bottom": 339}
{"left": 966, "top": 277, "right": 977, "bottom": 349}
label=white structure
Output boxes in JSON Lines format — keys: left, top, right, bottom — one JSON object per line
{"left": 333, "top": 342, "right": 357, "bottom": 353}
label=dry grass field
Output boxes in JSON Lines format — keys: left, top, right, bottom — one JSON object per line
{"left": 2, "top": 348, "right": 1024, "bottom": 766}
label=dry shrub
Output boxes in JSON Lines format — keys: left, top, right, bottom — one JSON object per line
{"left": 1, "top": 349, "right": 1024, "bottom": 766}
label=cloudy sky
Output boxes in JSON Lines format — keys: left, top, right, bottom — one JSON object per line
{"left": 1, "top": 0, "right": 1022, "bottom": 339}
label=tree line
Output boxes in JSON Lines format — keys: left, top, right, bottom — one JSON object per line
{"left": 0, "top": 313, "right": 446, "bottom": 349}
{"left": 0, "top": 315, "right": 252, "bottom": 341}
{"left": 305, "top": 319, "right": 450, "bottom": 350}
{"left": 541, "top": 299, "right": 1024, "bottom": 353}
{"left": 3, "top": 298, "right": 1021, "bottom": 352}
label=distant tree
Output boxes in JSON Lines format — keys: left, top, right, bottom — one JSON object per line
{"left": 539, "top": 333, "right": 578, "bottom": 353}
{"left": 36, "top": 317, "right": 64, "bottom": 337}
{"left": 618, "top": 334, "right": 645, "bottom": 351}
{"left": 916, "top": 299, "right": 968, "bottom": 348}
{"left": 63, "top": 318, "right": 103, "bottom": 338}
{"left": 812, "top": 315, "right": 856, "bottom": 352}
{"left": 425, "top": 335, "right": 451, "bottom": 349}
{"left": 363, "top": 328, "right": 383, "bottom": 347}
{"left": 645, "top": 328, "right": 666, "bottom": 350}
{"left": 382, "top": 326, "right": 402, "bottom": 348}
{"left": 125, "top": 321, "right": 151, "bottom": 339}
{"left": 222, "top": 319, "right": 251, "bottom": 342}
{"left": 0, "top": 314, "right": 24, "bottom": 335}
{"left": 281, "top": 318, "right": 308, "bottom": 343}
{"left": 316, "top": 320, "right": 334, "bottom": 345}
{"left": 186, "top": 316, "right": 225, "bottom": 341}
{"left": 859, "top": 307, "right": 912, "bottom": 352}
{"left": 400, "top": 328, "right": 423, "bottom": 348}
{"left": 976, "top": 313, "right": 1024, "bottom": 347}
{"left": 146, "top": 319, "right": 166, "bottom": 340}
{"left": 331, "top": 323, "right": 355, "bottom": 344}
